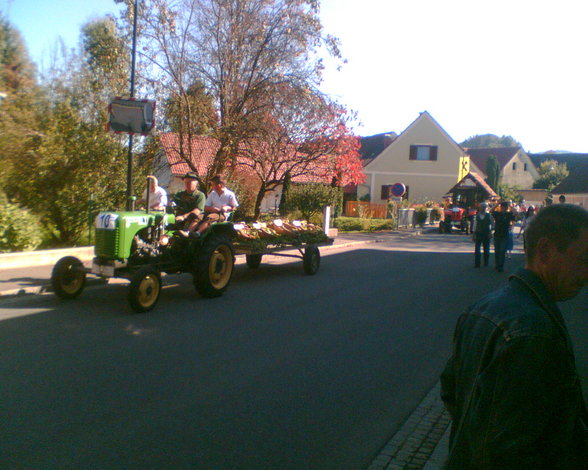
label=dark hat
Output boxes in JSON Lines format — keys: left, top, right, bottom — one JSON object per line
{"left": 183, "top": 172, "right": 198, "bottom": 180}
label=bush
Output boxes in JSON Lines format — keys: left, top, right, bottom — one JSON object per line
{"left": 414, "top": 207, "right": 428, "bottom": 227}
{"left": 334, "top": 217, "right": 396, "bottom": 232}
{"left": 286, "top": 183, "right": 341, "bottom": 221}
{"left": 430, "top": 207, "right": 442, "bottom": 222}
{"left": 0, "top": 193, "right": 43, "bottom": 253}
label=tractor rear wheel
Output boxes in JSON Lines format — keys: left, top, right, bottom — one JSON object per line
{"left": 193, "top": 236, "right": 235, "bottom": 297}
{"left": 129, "top": 267, "right": 161, "bottom": 313}
{"left": 51, "top": 256, "right": 86, "bottom": 299}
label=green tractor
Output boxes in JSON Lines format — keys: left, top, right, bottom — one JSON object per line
{"left": 51, "top": 205, "right": 236, "bottom": 313}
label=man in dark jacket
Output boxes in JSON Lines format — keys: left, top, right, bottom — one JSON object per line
{"left": 472, "top": 202, "right": 494, "bottom": 268}
{"left": 492, "top": 201, "right": 515, "bottom": 272}
{"left": 441, "top": 203, "right": 588, "bottom": 469}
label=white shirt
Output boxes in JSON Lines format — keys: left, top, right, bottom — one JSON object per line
{"left": 205, "top": 188, "right": 238, "bottom": 210}
{"left": 142, "top": 186, "right": 168, "bottom": 209}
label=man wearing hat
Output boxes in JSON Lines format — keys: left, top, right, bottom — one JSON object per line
{"left": 172, "top": 172, "right": 206, "bottom": 233}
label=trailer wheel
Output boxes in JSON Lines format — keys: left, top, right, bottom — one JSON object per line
{"left": 52, "top": 256, "right": 86, "bottom": 299}
{"left": 246, "top": 254, "right": 263, "bottom": 269}
{"left": 303, "top": 245, "right": 321, "bottom": 275}
{"left": 129, "top": 267, "right": 161, "bottom": 313}
{"left": 193, "top": 236, "right": 234, "bottom": 297}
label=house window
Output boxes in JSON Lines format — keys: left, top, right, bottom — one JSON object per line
{"left": 512, "top": 162, "right": 517, "bottom": 170}
{"left": 409, "top": 145, "right": 438, "bottom": 161}
{"left": 381, "top": 185, "right": 393, "bottom": 199}
{"left": 524, "top": 163, "right": 528, "bottom": 171}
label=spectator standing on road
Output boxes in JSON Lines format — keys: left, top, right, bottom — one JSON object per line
{"left": 472, "top": 202, "right": 493, "bottom": 268}
{"left": 174, "top": 172, "right": 206, "bottom": 235}
{"left": 492, "top": 201, "right": 515, "bottom": 272}
{"left": 441, "top": 203, "right": 588, "bottom": 469}
{"left": 517, "top": 205, "right": 536, "bottom": 239}
{"left": 138, "top": 175, "right": 167, "bottom": 211}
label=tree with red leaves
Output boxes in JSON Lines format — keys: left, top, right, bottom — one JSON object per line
{"left": 234, "top": 85, "right": 364, "bottom": 218}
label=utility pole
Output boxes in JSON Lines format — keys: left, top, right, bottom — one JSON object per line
{"left": 126, "top": 0, "right": 139, "bottom": 210}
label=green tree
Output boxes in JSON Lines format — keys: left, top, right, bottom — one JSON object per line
{"left": 2, "top": 17, "right": 141, "bottom": 246}
{"left": 0, "top": 192, "right": 43, "bottom": 252}
{"left": 485, "top": 154, "right": 500, "bottom": 190}
{"left": 286, "top": 183, "right": 341, "bottom": 221}
{"left": 0, "top": 14, "right": 36, "bottom": 91}
{"left": 496, "top": 184, "right": 522, "bottom": 203}
{"left": 533, "top": 159, "right": 569, "bottom": 190}
{"left": 461, "top": 134, "right": 521, "bottom": 148}
{"left": 164, "top": 80, "right": 216, "bottom": 135}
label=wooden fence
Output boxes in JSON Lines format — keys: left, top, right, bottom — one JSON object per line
{"left": 344, "top": 201, "right": 388, "bottom": 219}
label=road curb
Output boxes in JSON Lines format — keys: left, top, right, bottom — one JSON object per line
{"left": 0, "top": 246, "right": 94, "bottom": 269}
{"left": 367, "top": 381, "right": 450, "bottom": 470}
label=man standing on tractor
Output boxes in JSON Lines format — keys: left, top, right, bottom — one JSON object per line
{"left": 174, "top": 172, "right": 206, "bottom": 236}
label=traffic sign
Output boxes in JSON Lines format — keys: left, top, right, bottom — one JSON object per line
{"left": 391, "top": 183, "right": 406, "bottom": 197}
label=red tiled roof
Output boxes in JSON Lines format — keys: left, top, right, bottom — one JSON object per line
{"left": 159, "top": 133, "right": 220, "bottom": 177}
{"left": 159, "top": 133, "right": 333, "bottom": 184}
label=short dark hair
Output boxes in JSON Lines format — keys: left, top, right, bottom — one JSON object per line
{"left": 210, "top": 175, "right": 225, "bottom": 185}
{"left": 525, "top": 204, "right": 588, "bottom": 261}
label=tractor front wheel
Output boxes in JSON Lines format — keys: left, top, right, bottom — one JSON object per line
{"left": 129, "top": 267, "right": 161, "bottom": 313}
{"left": 51, "top": 256, "right": 87, "bottom": 299}
{"left": 193, "top": 236, "right": 235, "bottom": 298}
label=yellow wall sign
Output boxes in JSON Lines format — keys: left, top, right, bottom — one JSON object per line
{"left": 458, "top": 156, "right": 470, "bottom": 181}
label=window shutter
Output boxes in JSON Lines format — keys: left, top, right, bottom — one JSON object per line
{"left": 409, "top": 145, "right": 417, "bottom": 160}
{"left": 381, "top": 185, "right": 391, "bottom": 199}
{"left": 430, "top": 146, "right": 438, "bottom": 161}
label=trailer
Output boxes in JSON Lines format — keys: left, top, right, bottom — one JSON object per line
{"left": 234, "top": 238, "right": 334, "bottom": 275}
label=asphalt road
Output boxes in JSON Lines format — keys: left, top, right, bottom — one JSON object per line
{"left": 0, "top": 234, "right": 585, "bottom": 469}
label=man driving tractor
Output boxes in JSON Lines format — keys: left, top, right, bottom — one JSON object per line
{"left": 174, "top": 172, "right": 206, "bottom": 236}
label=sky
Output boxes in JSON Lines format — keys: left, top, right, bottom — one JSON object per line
{"left": 4, "top": 0, "right": 588, "bottom": 153}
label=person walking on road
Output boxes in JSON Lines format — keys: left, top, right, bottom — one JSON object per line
{"left": 492, "top": 201, "right": 515, "bottom": 272}
{"left": 441, "top": 203, "right": 588, "bottom": 469}
{"left": 472, "top": 202, "right": 493, "bottom": 268}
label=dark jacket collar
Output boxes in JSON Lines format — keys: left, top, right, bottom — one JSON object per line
{"left": 510, "top": 268, "right": 571, "bottom": 348}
